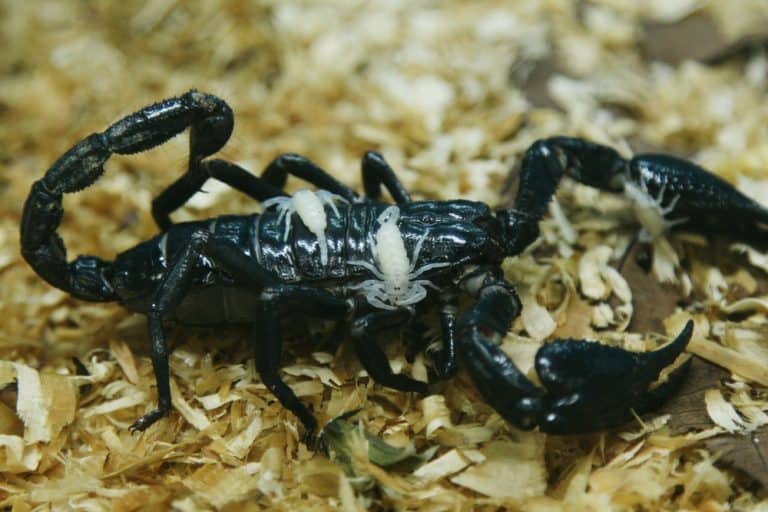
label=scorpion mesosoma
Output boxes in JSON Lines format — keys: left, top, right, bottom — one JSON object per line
{"left": 21, "top": 91, "right": 768, "bottom": 441}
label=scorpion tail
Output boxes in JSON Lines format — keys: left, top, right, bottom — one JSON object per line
{"left": 20, "top": 91, "right": 234, "bottom": 301}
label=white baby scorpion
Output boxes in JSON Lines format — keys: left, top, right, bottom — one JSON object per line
{"left": 261, "top": 189, "right": 347, "bottom": 265}
{"left": 623, "top": 174, "right": 688, "bottom": 242}
{"left": 350, "top": 206, "right": 448, "bottom": 310}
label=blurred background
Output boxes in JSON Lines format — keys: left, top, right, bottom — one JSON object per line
{"left": 2, "top": 1, "right": 768, "bottom": 510}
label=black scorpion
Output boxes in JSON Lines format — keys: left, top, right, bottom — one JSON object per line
{"left": 20, "top": 91, "right": 768, "bottom": 440}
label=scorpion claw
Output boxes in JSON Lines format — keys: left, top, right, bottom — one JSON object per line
{"left": 460, "top": 287, "right": 693, "bottom": 433}
{"left": 542, "top": 137, "right": 768, "bottom": 242}
{"left": 532, "top": 320, "right": 693, "bottom": 433}
{"left": 623, "top": 155, "right": 768, "bottom": 241}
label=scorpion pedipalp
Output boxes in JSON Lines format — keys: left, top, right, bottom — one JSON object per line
{"left": 454, "top": 266, "right": 694, "bottom": 433}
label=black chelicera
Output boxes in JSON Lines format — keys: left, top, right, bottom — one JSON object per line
{"left": 21, "top": 91, "right": 768, "bottom": 440}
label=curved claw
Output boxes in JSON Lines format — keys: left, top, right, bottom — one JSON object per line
{"left": 533, "top": 320, "right": 693, "bottom": 433}
{"left": 535, "top": 320, "right": 692, "bottom": 395}
{"left": 459, "top": 293, "right": 693, "bottom": 433}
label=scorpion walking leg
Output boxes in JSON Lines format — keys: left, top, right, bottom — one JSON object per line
{"left": 131, "top": 230, "right": 348, "bottom": 435}
{"left": 129, "top": 230, "right": 285, "bottom": 431}
{"left": 202, "top": 241, "right": 350, "bottom": 440}
{"left": 21, "top": 90, "right": 232, "bottom": 301}
{"left": 261, "top": 153, "right": 359, "bottom": 202}
{"left": 253, "top": 301, "right": 317, "bottom": 438}
{"left": 254, "top": 286, "right": 348, "bottom": 442}
{"left": 351, "top": 308, "right": 429, "bottom": 394}
{"left": 152, "top": 159, "right": 286, "bottom": 230}
{"left": 361, "top": 151, "right": 412, "bottom": 204}
{"left": 131, "top": 229, "right": 215, "bottom": 432}
{"left": 432, "top": 292, "right": 458, "bottom": 379}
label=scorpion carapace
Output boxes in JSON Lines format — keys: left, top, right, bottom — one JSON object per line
{"left": 21, "top": 91, "right": 768, "bottom": 440}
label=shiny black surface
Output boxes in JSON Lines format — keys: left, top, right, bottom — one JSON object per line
{"left": 112, "top": 199, "right": 497, "bottom": 319}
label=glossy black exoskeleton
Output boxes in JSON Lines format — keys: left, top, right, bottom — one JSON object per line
{"left": 21, "top": 91, "right": 767, "bottom": 441}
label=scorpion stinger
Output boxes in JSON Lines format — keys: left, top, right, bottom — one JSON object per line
{"left": 21, "top": 91, "right": 235, "bottom": 301}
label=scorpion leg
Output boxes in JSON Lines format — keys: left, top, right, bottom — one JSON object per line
{"left": 361, "top": 151, "right": 412, "bottom": 204}
{"left": 130, "top": 229, "right": 348, "bottom": 436}
{"left": 455, "top": 266, "right": 693, "bottom": 434}
{"left": 255, "top": 286, "right": 349, "bottom": 443}
{"left": 152, "top": 159, "right": 286, "bottom": 230}
{"left": 261, "top": 153, "right": 359, "bottom": 202}
{"left": 202, "top": 242, "right": 350, "bottom": 440}
{"left": 130, "top": 229, "right": 216, "bottom": 432}
{"left": 430, "top": 291, "right": 458, "bottom": 380}
{"left": 351, "top": 308, "right": 429, "bottom": 394}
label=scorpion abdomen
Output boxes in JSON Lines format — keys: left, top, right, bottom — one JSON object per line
{"left": 110, "top": 203, "right": 391, "bottom": 320}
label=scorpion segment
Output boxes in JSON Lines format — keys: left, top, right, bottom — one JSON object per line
{"left": 543, "top": 136, "right": 628, "bottom": 192}
{"left": 261, "top": 189, "right": 348, "bottom": 265}
{"left": 499, "top": 137, "right": 602, "bottom": 256}
{"left": 398, "top": 201, "right": 502, "bottom": 266}
{"left": 456, "top": 268, "right": 694, "bottom": 433}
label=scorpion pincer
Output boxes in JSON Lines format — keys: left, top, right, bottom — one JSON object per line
{"left": 20, "top": 91, "right": 768, "bottom": 441}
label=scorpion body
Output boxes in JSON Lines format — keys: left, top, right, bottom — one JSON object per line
{"left": 110, "top": 199, "right": 494, "bottom": 324}
{"left": 21, "top": 91, "right": 768, "bottom": 441}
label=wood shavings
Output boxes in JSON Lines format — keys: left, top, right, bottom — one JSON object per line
{"left": 221, "top": 411, "right": 263, "bottom": 459}
{"left": 720, "top": 296, "right": 768, "bottom": 315}
{"left": 651, "top": 236, "right": 686, "bottom": 288}
{"left": 282, "top": 364, "right": 342, "bottom": 388}
{"left": 418, "top": 395, "right": 453, "bottom": 438}
{"left": 2, "top": 0, "right": 768, "bottom": 509}
{"left": 109, "top": 338, "right": 139, "bottom": 385}
{"left": 3, "top": 363, "right": 77, "bottom": 445}
{"left": 449, "top": 435, "right": 547, "bottom": 500}
{"left": 169, "top": 378, "right": 210, "bottom": 431}
{"left": 579, "top": 246, "right": 612, "bottom": 300}
{"left": 520, "top": 289, "right": 557, "bottom": 341}
{"left": 413, "top": 449, "right": 470, "bottom": 481}
{"left": 705, "top": 389, "right": 751, "bottom": 434}
{"left": 183, "top": 463, "right": 263, "bottom": 508}
{"left": 577, "top": 245, "right": 633, "bottom": 329}
{"left": 666, "top": 312, "right": 768, "bottom": 386}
